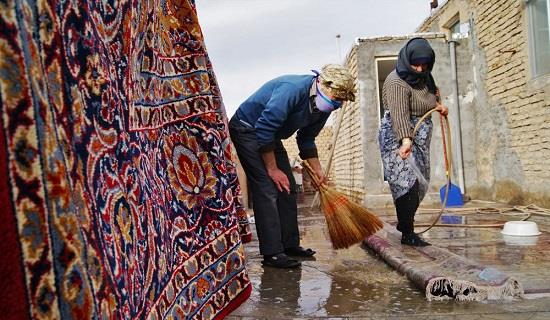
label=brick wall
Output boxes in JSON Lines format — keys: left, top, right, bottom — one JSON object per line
{"left": 282, "top": 125, "right": 334, "bottom": 192}
{"left": 474, "top": 0, "right": 550, "bottom": 206}
{"left": 418, "top": 0, "right": 550, "bottom": 206}
{"left": 281, "top": 126, "right": 333, "bottom": 171}
{"left": 417, "top": 0, "right": 471, "bottom": 35}
{"left": 330, "top": 46, "right": 366, "bottom": 202}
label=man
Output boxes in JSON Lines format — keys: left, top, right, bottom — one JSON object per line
{"left": 229, "top": 64, "right": 355, "bottom": 268}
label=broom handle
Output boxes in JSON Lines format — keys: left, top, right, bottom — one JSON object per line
{"left": 310, "top": 107, "right": 346, "bottom": 207}
{"left": 302, "top": 160, "right": 327, "bottom": 191}
{"left": 302, "top": 160, "right": 323, "bottom": 190}
{"left": 323, "top": 106, "right": 346, "bottom": 180}
{"left": 411, "top": 108, "right": 453, "bottom": 235}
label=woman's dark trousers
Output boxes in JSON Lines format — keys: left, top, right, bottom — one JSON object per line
{"left": 394, "top": 180, "right": 420, "bottom": 235}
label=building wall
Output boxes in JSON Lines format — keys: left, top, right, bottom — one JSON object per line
{"left": 282, "top": 126, "right": 334, "bottom": 192}
{"left": 418, "top": 0, "right": 550, "bottom": 207}
{"left": 231, "top": 151, "right": 250, "bottom": 208}
{"left": 418, "top": 0, "right": 472, "bottom": 35}
{"left": 281, "top": 126, "right": 334, "bottom": 172}
{"left": 331, "top": 46, "right": 367, "bottom": 202}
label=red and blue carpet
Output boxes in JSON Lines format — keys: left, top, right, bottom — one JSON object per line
{"left": 0, "top": 0, "right": 251, "bottom": 318}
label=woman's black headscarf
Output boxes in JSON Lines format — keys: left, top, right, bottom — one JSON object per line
{"left": 396, "top": 37, "right": 437, "bottom": 94}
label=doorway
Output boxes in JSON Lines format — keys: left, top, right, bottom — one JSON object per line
{"left": 375, "top": 57, "right": 397, "bottom": 121}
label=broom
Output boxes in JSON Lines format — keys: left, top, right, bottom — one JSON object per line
{"left": 302, "top": 160, "right": 384, "bottom": 249}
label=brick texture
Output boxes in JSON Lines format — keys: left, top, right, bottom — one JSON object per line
{"left": 330, "top": 47, "right": 365, "bottom": 202}
{"left": 418, "top": 0, "right": 550, "bottom": 205}
{"left": 473, "top": 0, "right": 550, "bottom": 201}
{"left": 473, "top": 0, "right": 550, "bottom": 176}
{"left": 282, "top": 126, "right": 334, "bottom": 192}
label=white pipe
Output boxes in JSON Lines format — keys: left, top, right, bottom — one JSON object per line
{"left": 448, "top": 40, "right": 466, "bottom": 194}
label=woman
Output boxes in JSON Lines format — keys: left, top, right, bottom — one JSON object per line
{"left": 379, "top": 37, "right": 448, "bottom": 247}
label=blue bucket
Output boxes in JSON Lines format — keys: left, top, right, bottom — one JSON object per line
{"left": 440, "top": 183, "right": 463, "bottom": 207}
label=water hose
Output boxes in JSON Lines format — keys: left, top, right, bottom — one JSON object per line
{"left": 410, "top": 108, "right": 451, "bottom": 234}
{"left": 414, "top": 205, "right": 547, "bottom": 228}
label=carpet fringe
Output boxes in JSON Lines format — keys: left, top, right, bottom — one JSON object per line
{"left": 426, "top": 277, "right": 524, "bottom": 301}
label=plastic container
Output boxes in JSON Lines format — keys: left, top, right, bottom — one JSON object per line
{"left": 501, "top": 221, "right": 541, "bottom": 237}
{"left": 502, "top": 234, "right": 539, "bottom": 246}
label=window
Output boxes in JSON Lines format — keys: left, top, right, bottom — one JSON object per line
{"left": 374, "top": 57, "right": 397, "bottom": 182}
{"left": 527, "top": 0, "right": 550, "bottom": 78}
{"left": 449, "top": 20, "right": 461, "bottom": 39}
{"left": 375, "top": 57, "right": 397, "bottom": 121}
{"left": 444, "top": 14, "right": 469, "bottom": 39}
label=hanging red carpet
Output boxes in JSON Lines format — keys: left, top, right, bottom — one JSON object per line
{"left": 0, "top": 0, "right": 251, "bottom": 319}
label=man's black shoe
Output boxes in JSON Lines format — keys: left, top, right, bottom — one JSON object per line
{"left": 284, "top": 246, "right": 316, "bottom": 257}
{"left": 261, "top": 253, "right": 301, "bottom": 268}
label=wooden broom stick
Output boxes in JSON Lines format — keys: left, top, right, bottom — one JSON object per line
{"left": 311, "top": 104, "right": 347, "bottom": 208}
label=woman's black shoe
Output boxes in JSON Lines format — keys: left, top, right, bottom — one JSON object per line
{"left": 401, "top": 233, "right": 431, "bottom": 247}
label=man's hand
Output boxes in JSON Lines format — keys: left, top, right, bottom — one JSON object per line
{"left": 435, "top": 103, "right": 448, "bottom": 116}
{"left": 399, "top": 138, "right": 412, "bottom": 160}
{"left": 266, "top": 168, "right": 290, "bottom": 193}
{"left": 305, "top": 157, "right": 326, "bottom": 187}
{"left": 261, "top": 150, "right": 290, "bottom": 194}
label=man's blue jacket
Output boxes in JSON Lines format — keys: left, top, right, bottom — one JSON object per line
{"left": 234, "top": 74, "right": 330, "bottom": 159}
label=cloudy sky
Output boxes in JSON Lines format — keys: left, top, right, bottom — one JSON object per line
{"left": 195, "top": 0, "right": 433, "bottom": 117}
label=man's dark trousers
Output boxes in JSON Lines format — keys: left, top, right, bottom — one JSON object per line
{"left": 229, "top": 117, "right": 300, "bottom": 256}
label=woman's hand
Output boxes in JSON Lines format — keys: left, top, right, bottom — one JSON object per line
{"left": 435, "top": 103, "right": 448, "bottom": 116}
{"left": 399, "top": 138, "right": 412, "bottom": 160}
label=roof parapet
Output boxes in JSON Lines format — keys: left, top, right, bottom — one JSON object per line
{"left": 355, "top": 32, "right": 446, "bottom": 44}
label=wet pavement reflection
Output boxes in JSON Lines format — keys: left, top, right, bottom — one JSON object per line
{"left": 230, "top": 198, "right": 550, "bottom": 319}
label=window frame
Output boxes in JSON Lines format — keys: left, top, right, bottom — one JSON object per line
{"left": 443, "top": 13, "right": 461, "bottom": 39}
{"left": 526, "top": 0, "right": 550, "bottom": 79}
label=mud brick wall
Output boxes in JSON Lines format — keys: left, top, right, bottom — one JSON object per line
{"left": 330, "top": 47, "right": 366, "bottom": 202}
{"left": 282, "top": 126, "right": 334, "bottom": 193}
{"left": 418, "top": 0, "right": 550, "bottom": 206}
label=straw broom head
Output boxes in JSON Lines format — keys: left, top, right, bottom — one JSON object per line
{"left": 303, "top": 161, "right": 384, "bottom": 249}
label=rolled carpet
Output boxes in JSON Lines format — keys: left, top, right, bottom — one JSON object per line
{"left": 364, "top": 224, "right": 524, "bottom": 301}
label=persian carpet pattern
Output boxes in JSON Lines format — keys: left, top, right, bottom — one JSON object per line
{"left": 364, "top": 223, "right": 523, "bottom": 301}
{"left": 0, "top": 0, "right": 251, "bottom": 319}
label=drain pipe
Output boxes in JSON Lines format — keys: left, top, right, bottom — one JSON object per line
{"left": 448, "top": 40, "right": 466, "bottom": 194}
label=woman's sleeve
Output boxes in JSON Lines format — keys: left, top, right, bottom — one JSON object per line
{"left": 385, "top": 83, "right": 412, "bottom": 142}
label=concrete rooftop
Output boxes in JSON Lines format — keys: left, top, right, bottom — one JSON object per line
{"left": 229, "top": 195, "right": 550, "bottom": 319}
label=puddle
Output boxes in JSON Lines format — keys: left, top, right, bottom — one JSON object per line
{"left": 441, "top": 214, "right": 466, "bottom": 224}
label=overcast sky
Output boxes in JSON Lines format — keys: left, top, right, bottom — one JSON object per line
{"left": 195, "top": 0, "right": 433, "bottom": 117}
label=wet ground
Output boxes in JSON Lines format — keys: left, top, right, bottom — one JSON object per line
{"left": 230, "top": 196, "right": 550, "bottom": 319}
